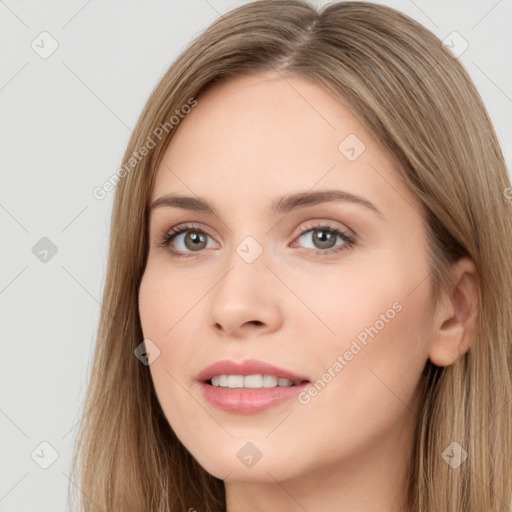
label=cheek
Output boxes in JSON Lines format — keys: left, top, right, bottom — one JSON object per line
{"left": 139, "top": 263, "right": 165, "bottom": 336}
{"left": 290, "top": 248, "right": 432, "bottom": 400}
{"left": 279, "top": 253, "right": 429, "bottom": 351}
{"left": 138, "top": 261, "right": 201, "bottom": 338}
{"left": 138, "top": 266, "right": 198, "bottom": 374}
{"left": 138, "top": 263, "right": 208, "bottom": 418}
{"left": 298, "top": 265, "right": 432, "bottom": 426}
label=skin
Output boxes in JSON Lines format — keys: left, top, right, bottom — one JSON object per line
{"left": 138, "top": 70, "right": 479, "bottom": 512}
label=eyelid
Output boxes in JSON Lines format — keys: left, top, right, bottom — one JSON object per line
{"left": 159, "top": 218, "right": 353, "bottom": 239}
{"left": 295, "top": 219, "right": 354, "bottom": 238}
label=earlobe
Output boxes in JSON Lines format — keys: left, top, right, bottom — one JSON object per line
{"left": 428, "top": 257, "right": 480, "bottom": 367}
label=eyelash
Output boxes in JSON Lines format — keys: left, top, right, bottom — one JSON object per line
{"left": 158, "top": 222, "right": 356, "bottom": 259}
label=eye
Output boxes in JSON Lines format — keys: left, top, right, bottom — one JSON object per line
{"left": 292, "top": 222, "right": 355, "bottom": 257}
{"left": 158, "top": 221, "right": 356, "bottom": 259}
{"left": 159, "top": 223, "right": 217, "bottom": 258}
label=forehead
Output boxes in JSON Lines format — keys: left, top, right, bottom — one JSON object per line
{"left": 150, "top": 71, "right": 418, "bottom": 218}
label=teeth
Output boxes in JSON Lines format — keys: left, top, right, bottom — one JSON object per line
{"left": 262, "top": 375, "right": 278, "bottom": 387}
{"left": 227, "top": 375, "right": 244, "bottom": 388}
{"left": 210, "top": 374, "right": 303, "bottom": 389}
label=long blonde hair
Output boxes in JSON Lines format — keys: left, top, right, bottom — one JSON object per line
{"left": 68, "top": 1, "right": 512, "bottom": 510}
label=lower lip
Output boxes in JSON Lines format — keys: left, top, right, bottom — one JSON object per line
{"left": 199, "top": 381, "right": 310, "bottom": 414}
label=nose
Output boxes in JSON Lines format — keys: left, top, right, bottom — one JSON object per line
{"left": 207, "top": 256, "right": 283, "bottom": 339}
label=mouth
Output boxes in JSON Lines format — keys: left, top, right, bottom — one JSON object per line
{"left": 197, "top": 359, "right": 311, "bottom": 414}
{"left": 205, "top": 374, "right": 309, "bottom": 388}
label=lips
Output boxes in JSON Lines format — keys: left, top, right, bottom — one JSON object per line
{"left": 196, "top": 358, "right": 311, "bottom": 413}
{"left": 196, "top": 358, "right": 310, "bottom": 384}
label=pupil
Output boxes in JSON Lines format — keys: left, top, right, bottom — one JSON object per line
{"left": 314, "top": 229, "right": 335, "bottom": 249}
{"left": 186, "top": 231, "right": 206, "bottom": 250}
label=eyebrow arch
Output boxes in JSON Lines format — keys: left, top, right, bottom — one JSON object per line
{"left": 149, "top": 189, "right": 384, "bottom": 219}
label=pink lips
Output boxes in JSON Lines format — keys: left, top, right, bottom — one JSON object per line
{"left": 197, "top": 358, "right": 309, "bottom": 383}
{"left": 197, "top": 358, "right": 310, "bottom": 414}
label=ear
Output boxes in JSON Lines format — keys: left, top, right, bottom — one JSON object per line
{"left": 428, "top": 256, "right": 480, "bottom": 367}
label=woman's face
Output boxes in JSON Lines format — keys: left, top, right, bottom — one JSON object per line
{"left": 138, "top": 71, "right": 435, "bottom": 484}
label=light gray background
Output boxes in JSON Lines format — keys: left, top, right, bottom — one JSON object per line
{"left": 1, "top": 1, "right": 511, "bottom": 511}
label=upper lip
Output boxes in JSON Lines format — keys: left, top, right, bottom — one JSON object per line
{"left": 197, "top": 358, "right": 310, "bottom": 383}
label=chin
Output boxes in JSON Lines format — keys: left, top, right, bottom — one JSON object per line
{"left": 184, "top": 435, "right": 308, "bottom": 483}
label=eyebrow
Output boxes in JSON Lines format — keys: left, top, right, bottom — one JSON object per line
{"left": 149, "top": 189, "right": 384, "bottom": 219}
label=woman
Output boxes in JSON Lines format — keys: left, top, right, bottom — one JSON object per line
{"left": 69, "top": 1, "right": 512, "bottom": 511}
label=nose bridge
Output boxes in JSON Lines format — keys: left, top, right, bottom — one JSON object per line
{"left": 216, "top": 233, "right": 269, "bottom": 299}
{"left": 234, "top": 233, "right": 266, "bottom": 266}
{"left": 207, "top": 234, "right": 281, "bottom": 335}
